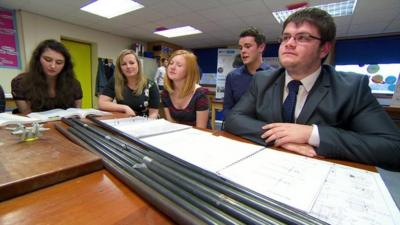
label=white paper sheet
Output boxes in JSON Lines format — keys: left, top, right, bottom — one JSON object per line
{"left": 309, "top": 164, "right": 400, "bottom": 225}
{"left": 218, "top": 149, "right": 332, "bottom": 211}
{"left": 107, "top": 118, "right": 400, "bottom": 224}
{"left": 142, "top": 129, "right": 264, "bottom": 173}
{"left": 101, "top": 117, "right": 191, "bottom": 138}
{"left": 218, "top": 149, "right": 400, "bottom": 225}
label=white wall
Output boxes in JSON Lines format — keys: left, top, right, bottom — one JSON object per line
{"left": 141, "top": 57, "right": 158, "bottom": 81}
{"left": 0, "top": 10, "right": 137, "bottom": 93}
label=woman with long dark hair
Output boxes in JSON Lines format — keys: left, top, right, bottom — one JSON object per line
{"left": 11, "top": 39, "right": 82, "bottom": 114}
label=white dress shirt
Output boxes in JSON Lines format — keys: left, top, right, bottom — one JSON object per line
{"left": 283, "top": 67, "right": 321, "bottom": 147}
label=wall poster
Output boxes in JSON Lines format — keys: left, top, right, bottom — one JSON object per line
{"left": 391, "top": 74, "right": 400, "bottom": 107}
{"left": 215, "top": 49, "right": 239, "bottom": 99}
{"left": 0, "top": 7, "right": 20, "bottom": 69}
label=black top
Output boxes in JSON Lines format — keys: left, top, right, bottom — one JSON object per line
{"left": 0, "top": 85, "right": 5, "bottom": 112}
{"left": 11, "top": 73, "right": 83, "bottom": 112}
{"left": 161, "top": 87, "right": 209, "bottom": 126}
{"left": 102, "top": 77, "right": 160, "bottom": 116}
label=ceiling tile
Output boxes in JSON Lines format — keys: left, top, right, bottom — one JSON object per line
{"left": 1, "top": 0, "right": 399, "bottom": 49}
{"left": 214, "top": 17, "right": 248, "bottom": 30}
{"left": 148, "top": 1, "right": 190, "bottom": 17}
{"left": 173, "top": 12, "right": 211, "bottom": 25}
{"left": 385, "top": 15, "right": 400, "bottom": 33}
{"left": 173, "top": 0, "right": 222, "bottom": 11}
{"left": 241, "top": 12, "right": 276, "bottom": 26}
{"left": 197, "top": 6, "right": 237, "bottom": 21}
{"left": 228, "top": 0, "right": 270, "bottom": 17}
{"left": 355, "top": 0, "right": 400, "bottom": 12}
{"left": 348, "top": 22, "right": 389, "bottom": 36}
{"left": 351, "top": 8, "right": 400, "bottom": 24}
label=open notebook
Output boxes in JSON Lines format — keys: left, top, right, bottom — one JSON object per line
{"left": 101, "top": 117, "right": 191, "bottom": 138}
{"left": 0, "top": 112, "right": 41, "bottom": 126}
{"left": 27, "top": 108, "right": 111, "bottom": 121}
{"left": 139, "top": 128, "right": 400, "bottom": 225}
{"left": 217, "top": 149, "right": 400, "bottom": 225}
{"left": 142, "top": 128, "right": 264, "bottom": 173}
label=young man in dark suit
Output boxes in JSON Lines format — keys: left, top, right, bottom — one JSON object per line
{"left": 225, "top": 8, "right": 400, "bottom": 170}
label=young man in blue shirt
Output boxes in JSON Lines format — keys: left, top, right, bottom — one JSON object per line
{"left": 223, "top": 27, "right": 273, "bottom": 118}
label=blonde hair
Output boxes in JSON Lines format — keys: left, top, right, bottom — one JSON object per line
{"left": 114, "top": 49, "right": 147, "bottom": 100}
{"left": 164, "top": 50, "right": 200, "bottom": 98}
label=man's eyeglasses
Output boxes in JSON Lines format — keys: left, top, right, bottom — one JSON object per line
{"left": 278, "top": 33, "right": 321, "bottom": 44}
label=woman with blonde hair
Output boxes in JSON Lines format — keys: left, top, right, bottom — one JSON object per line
{"left": 99, "top": 49, "right": 159, "bottom": 118}
{"left": 161, "top": 50, "right": 209, "bottom": 128}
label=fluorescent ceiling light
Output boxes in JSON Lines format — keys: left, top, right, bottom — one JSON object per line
{"left": 154, "top": 26, "right": 202, "bottom": 38}
{"left": 80, "top": 0, "right": 144, "bottom": 19}
{"left": 272, "top": 0, "right": 357, "bottom": 23}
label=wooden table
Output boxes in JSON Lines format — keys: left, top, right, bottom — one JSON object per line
{"left": 0, "top": 122, "right": 102, "bottom": 201}
{"left": 0, "top": 120, "right": 176, "bottom": 225}
{"left": 0, "top": 117, "right": 380, "bottom": 225}
{"left": 0, "top": 169, "right": 174, "bottom": 225}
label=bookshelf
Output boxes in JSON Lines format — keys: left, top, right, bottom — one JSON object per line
{"left": 147, "top": 41, "right": 182, "bottom": 64}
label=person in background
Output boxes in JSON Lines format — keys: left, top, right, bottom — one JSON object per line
{"left": 232, "top": 53, "right": 243, "bottom": 68}
{"left": 0, "top": 85, "right": 5, "bottom": 112}
{"left": 161, "top": 50, "right": 209, "bottom": 128}
{"left": 223, "top": 27, "right": 274, "bottom": 118}
{"left": 104, "top": 58, "right": 115, "bottom": 80}
{"left": 224, "top": 8, "right": 400, "bottom": 170}
{"left": 99, "top": 49, "right": 159, "bottom": 119}
{"left": 95, "top": 58, "right": 115, "bottom": 96}
{"left": 154, "top": 57, "right": 168, "bottom": 90}
{"left": 11, "top": 39, "right": 82, "bottom": 114}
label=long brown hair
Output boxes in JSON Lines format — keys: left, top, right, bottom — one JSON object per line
{"left": 164, "top": 50, "right": 200, "bottom": 98}
{"left": 114, "top": 49, "right": 147, "bottom": 100}
{"left": 22, "top": 39, "right": 78, "bottom": 111}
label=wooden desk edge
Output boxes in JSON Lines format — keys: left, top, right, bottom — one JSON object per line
{"left": 0, "top": 157, "right": 103, "bottom": 201}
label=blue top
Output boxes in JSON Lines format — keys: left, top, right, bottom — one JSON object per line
{"left": 223, "top": 63, "right": 273, "bottom": 118}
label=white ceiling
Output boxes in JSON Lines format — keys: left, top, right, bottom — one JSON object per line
{"left": 1, "top": 0, "right": 400, "bottom": 49}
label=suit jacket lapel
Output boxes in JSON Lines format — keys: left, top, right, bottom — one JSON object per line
{"left": 272, "top": 72, "right": 285, "bottom": 122}
{"left": 297, "top": 68, "right": 330, "bottom": 124}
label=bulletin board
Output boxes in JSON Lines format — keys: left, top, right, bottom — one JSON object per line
{"left": 215, "top": 49, "right": 239, "bottom": 99}
{"left": 0, "top": 7, "right": 20, "bottom": 69}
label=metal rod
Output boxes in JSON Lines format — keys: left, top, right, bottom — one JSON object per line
{"left": 66, "top": 121, "right": 233, "bottom": 225}
{"left": 86, "top": 116, "right": 327, "bottom": 225}
{"left": 68, "top": 121, "right": 245, "bottom": 225}
{"left": 56, "top": 123, "right": 208, "bottom": 225}
{"left": 144, "top": 156, "right": 281, "bottom": 225}
{"left": 77, "top": 123, "right": 273, "bottom": 224}
{"left": 72, "top": 119, "right": 283, "bottom": 224}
